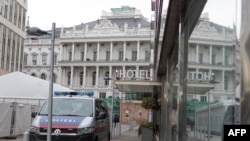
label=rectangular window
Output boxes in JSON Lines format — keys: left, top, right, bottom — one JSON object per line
{"left": 145, "top": 50, "right": 150, "bottom": 61}
{"left": 224, "top": 75, "right": 229, "bottom": 90}
{"left": 198, "top": 53, "right": 203, "bottom": 64}
{"left": 93, "top": 51, "right": 97, "bottom": 61}
{"left": 32, "top": 55, "right": 37, "bottom": 65}
{"left": 187, "top": 95, "right": 193, "bottom": 101}
{"left": 68, "top": 51, "right": 72, "bottom": 61}
{"left": 214, "top": 96, "right": 221, "bottom": 103}
{"left": 212, "top": 54, "right": 216, "bottom": 64}
{"left": 225, "top": 55, "right": 229, "bottom": 65}
{"left": 54, "top": 55, "right": 57, "bottom": 65}
{"left": 119, "top": 51, "right": 123, "bottom": 61}
{"left": 42, "top": 54, "right": 47, "bottom": 65}
{"left": 106, "top": 51, "right": 110, "bottom": 61}
{"left": 81, "top": 51, "right": 84, "bottom": 61}
{"left": 100, "top": 93, "right": 106, "bottom": 98}
{"left": 132, "top": 51, "right": 137, "bottom": 61}
{"left": 24, "top": 54, "right": 27, "bottom": 65}
{"left": 200, "top": 96, "right": 207, "bottom": 102}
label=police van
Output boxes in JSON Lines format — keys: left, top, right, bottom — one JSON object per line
{"left": 27, "top": 92, "right": 110, "bottom": 141}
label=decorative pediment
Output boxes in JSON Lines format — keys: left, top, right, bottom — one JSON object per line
{"left": 92, "top": 19, "right": 119, "bottom": 32}
{"left": 196, "top": 21, "right": 217, "bottom": 32}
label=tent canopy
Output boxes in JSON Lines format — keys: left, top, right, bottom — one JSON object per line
{"left": 0, "top": 72, "right": 73, "bottom": 98}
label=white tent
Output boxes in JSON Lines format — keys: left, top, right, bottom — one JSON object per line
{"left": 0, "top": 71, "right": 73, "bottom": 99}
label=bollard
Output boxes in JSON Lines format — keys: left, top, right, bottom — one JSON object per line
{"left": 23, "top": 131, "right": 29, "bottom": 141}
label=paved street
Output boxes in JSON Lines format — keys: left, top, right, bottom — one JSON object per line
{"left": 0, "top": 124, "right": 140, "bottom": 141}
{"left": 0, "top": 125, "right": 223, "bottom": 141}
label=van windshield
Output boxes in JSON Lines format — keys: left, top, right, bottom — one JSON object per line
{"left": 39, "top": 98, "right": 93, "bottom": 117}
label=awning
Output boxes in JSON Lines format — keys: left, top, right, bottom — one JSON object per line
{"left": 173, "top": 82, "right": 215, "bottom": 94}
{"left": 114, "top": 80, "right": 214, "bottom": 94}
{"left": 114, "top": 80, "right": 162, "bottom": 93}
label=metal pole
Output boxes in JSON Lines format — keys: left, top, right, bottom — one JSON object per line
{"left": 119, "top": 92, "right": 122, "bottom": 136}
{"left": 47, "top": 22, "right": 55, "bottom": 141}
{"left": 111, "top": 79, "right": 114, "bottom": 139}
{"left": 207, "top": 90, "right": 210, "bottom": 141}
{"left": 194, "top": 89, "right": 196, "bottom": 140}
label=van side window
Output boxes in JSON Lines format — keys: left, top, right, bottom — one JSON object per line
{"left": 95, "top": 100, "right": 109, "bottom": 117}
{"left": 95, "top": 100, "right": 101, "bottom": 116}
{"left": 100, "top": 101, "right": 108, "bottom": 116}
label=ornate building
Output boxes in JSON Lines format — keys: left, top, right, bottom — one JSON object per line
{"left": 24, "top": 6, "right": 154, "bottom": 98}
{"left": 186, "top": 13, "right": 236, "bottom": 102}
{"left": 23, "top": 9, "right": 237, "bottom": 103}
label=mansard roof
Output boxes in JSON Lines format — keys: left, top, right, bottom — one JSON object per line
{"left": 195, "top": 19, "right": 233, "bottom": 34}
{"left": 72, "top": 17, "right": 150, "bottom": 30}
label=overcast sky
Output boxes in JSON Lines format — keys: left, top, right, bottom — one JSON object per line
{"left": 27, "top": 0, "right": 240, "bottom": 32}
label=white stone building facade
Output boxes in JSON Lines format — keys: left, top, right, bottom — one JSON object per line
{"left": 23, "top": 6, "right": 153, "bottom": 98}
{"left": 186, "top": 13, "right": 236, "bottom": 103}
{"left": 23, "top": 9, "right": 237, "bottom": 102}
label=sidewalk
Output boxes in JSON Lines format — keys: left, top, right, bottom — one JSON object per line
{"left": 112, "top": 124, "right": 140, "bottom": 141}
{"left": 0, "top": 124, "right": 140, "bottom": 141}
{"left": 187, "top": 130, "right": 222, "bottom": 141}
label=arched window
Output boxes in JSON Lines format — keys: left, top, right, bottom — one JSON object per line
{"left": 105, "top": 71, "right": 109, "bottom": 85}
{"left": 41, "top": 73, "right": 46, "bottom": 80}
{"left": 92, "top": 71, "right": 96, "bottom": 85}
{"left": 31, "top": 73, "right": 36, "bottom": 77}
{"left": 80, "top": 71, "right": 83, "bottom": 85}
{"left": 67, "top": 72, "right": 71, "bottom": 85}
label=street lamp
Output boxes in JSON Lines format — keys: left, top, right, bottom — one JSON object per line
{"left": 27, "top": 23, "right": 56, "bottom": 141}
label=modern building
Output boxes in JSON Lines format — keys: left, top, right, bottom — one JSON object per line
{"left": 0, "top": 0, "right": 27, "bottom": 75}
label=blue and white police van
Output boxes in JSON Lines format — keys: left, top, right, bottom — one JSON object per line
{"left": 27, "top": 92, "right": 110, "bottom": 141}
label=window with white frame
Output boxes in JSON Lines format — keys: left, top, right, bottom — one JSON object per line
{"left": 212, "top": 54, "right": 216, "bottom": 64}
{"left": 187, "top": 95, "right": 193, "bottom": 101}
{"left": 93, "top": 51, "right": 97, "bottom": 61}
{"left": 32, "top": 54, "right": 37, "bottom": 65}
{"left": 92, "top": 71, "right": 96, "bottom": 85}
{"left": 54, "top": 54, "right": 57, "bottom": 65}
{"left": 42, "top": 54, "right": 47, "bottom": 65}
{"left": 104, "top": 71, "right": 109, "bottom": 85}
{"left": 23, "top": 54, "right": 28, "bottom": 65}
{"left": 68, "top": 51, "right": 72, "bottom": 61}
{"left": 80, "top": 71, "right": 83, "bottom": 85}
{"left": 81, "top": 51, "right": 84, "bottom": 61}
{"left": 198, "top": 53, "right": 203, "bottom": 64}
{"left": 41, "top": 73, "right": 46, "bottom": 80}
{"left": 200, "top": 95, "right": 207, "bottom": 102}
{"left": 132, "top": 51, "right": 137, "bottom": 61}
{"left": 225, "top": 55, "right": 229, "bottom": 65}
{"left": 145, "top": 50, "right": 150, "bottom": 61}
{"left": 119, "top": 51, "right": 123, "bottom": 61}
{"left": 224, "top": 75, "right": 229, "bottom": 90}
{"left": 106, "top": 51, "right": 110, "bottom": 61}
{"left": 67, "top": 72, "right": 71, "bottom": 85}
{"left": 100, "top": 93, "right": 106, "bottom": 98}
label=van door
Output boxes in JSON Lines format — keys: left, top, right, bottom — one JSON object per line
{"left": 95, "top": 100, "right": 110, "bottom": 141}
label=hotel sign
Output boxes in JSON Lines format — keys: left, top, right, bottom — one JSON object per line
{"left": 117, "top": 69, "right": 151, "bottom": 80}
{"left": 188, "top": 71, "right": 213, "bottom": 82}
